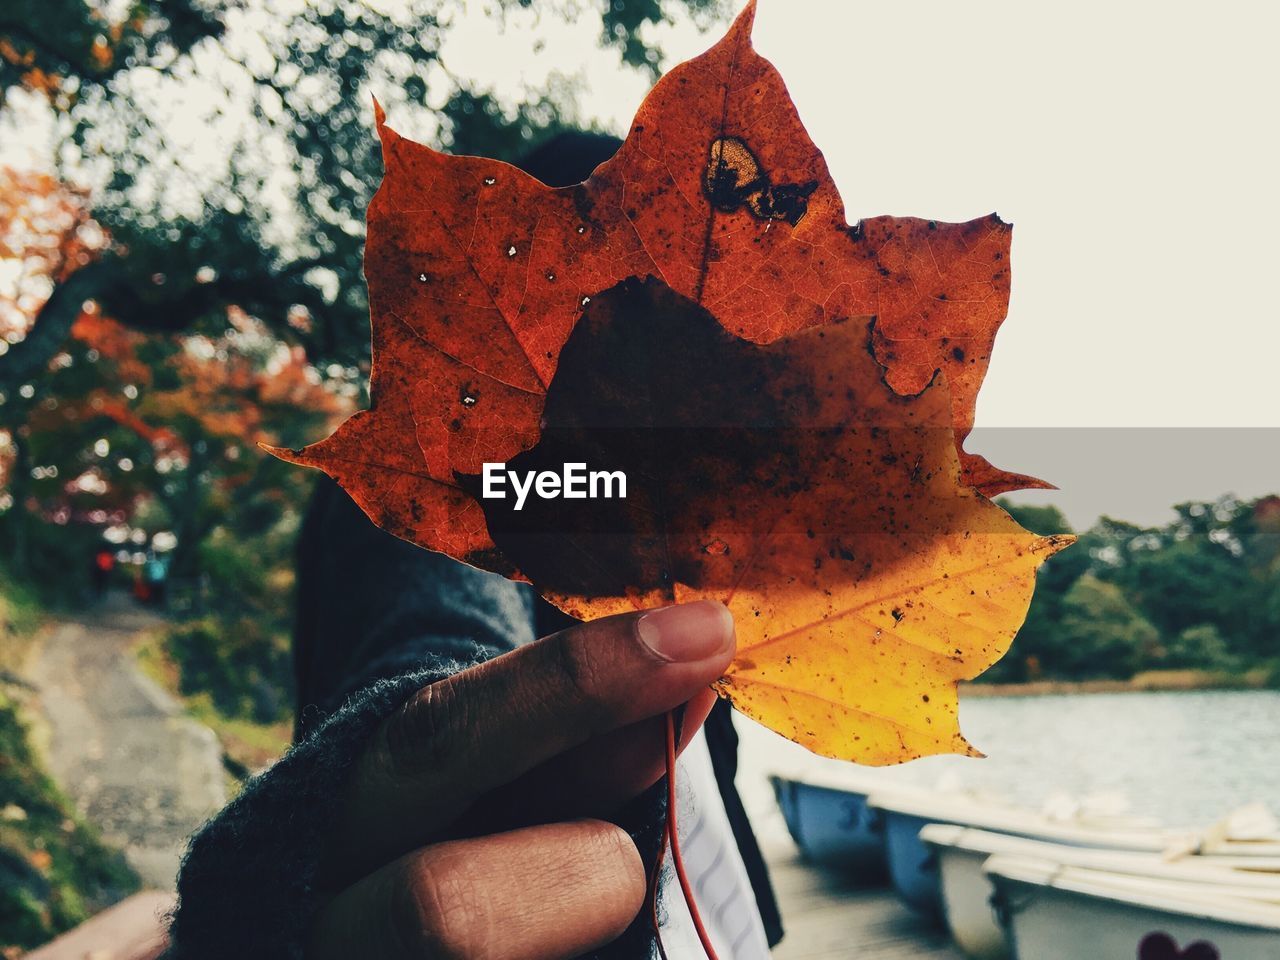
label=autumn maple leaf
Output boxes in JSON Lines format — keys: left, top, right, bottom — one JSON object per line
{"left": 271, "top": 1, "right": 1070, "bottom": 763}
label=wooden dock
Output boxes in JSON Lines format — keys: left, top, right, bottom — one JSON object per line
{"left": 762, "top": 835, "right": 962, "bottom": 959}
{"left": 733, "top": 719, "right": 962, "bottom": 959}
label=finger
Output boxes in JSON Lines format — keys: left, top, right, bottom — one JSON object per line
{"left": 310, "top": 820, "right": 645, "bottom": 960}
{"left": 462, "top": 687, "right": 720, "bottom": 832}
{"left": 332, "top": 600, "right": 734, "bottom": 877}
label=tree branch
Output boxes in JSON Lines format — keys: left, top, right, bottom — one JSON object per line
{"left": 1, "top": 259, "right": 116, "bottom": 390}
{"left": 1, "top": 256, "right": 340, "bottom": 392}
{"left": 0, "top": 21, "right": 100, "bottom": 81}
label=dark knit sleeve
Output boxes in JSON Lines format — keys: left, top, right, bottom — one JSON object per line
{"left": 165, "top": 641, "right": 495, "bottom": 960}
{"left": 164, "top": 476, "right": 548, "bottom": 958}
{"left": 165, "top": 640, "right": 666, "bottom": 960}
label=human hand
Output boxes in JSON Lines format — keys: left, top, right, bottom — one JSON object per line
{"left": 309, "top": 600, "right": 737, "bottom": 960}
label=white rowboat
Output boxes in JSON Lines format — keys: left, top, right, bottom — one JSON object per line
{"left": 922, "top": 825, "right": 1280, "bottom": 960}
{"left": 984, "top": 854, "right": 1280, "bottom": 960}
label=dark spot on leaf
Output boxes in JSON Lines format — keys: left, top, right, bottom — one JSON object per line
{"left": 702, "top": 136, "right": 816, "bottom": 226}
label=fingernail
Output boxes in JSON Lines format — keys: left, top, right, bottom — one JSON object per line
{"left": 636, "top": 600, "right": 735, "bottom": 662}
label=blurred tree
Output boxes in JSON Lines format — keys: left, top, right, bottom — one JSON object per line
{"left": 0, "top": 1, "right": 222, "bottom": 110}
{"left": 0, "top": 168, "right": 104, "bottom": 571}
{"left": 1244, "top": 496, "right": 1280, "bottom": 663}
{"left": 10, "top": 306, "right": 348, "bottom": 590}
{"left": 0, "top": 167, "right": 345, "bottom": 591}
{"left": 989, "top": 496, "right": 1280, "bottom": 682}
{"left": 1041, "top": 575, "right": 1160, "bottom": 680}
{"left": 1089, "top": 497, "right": 1267, "bottom": 662}
{"left": 0, "top": 0, "right": 724, "bottom": 395}
{"left": 1162, "top": 623, "right": 1241, "bottom": 673}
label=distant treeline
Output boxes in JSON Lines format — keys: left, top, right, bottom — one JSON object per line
{"left": 989, "top": 495, "right": 1280, "bottom": 683}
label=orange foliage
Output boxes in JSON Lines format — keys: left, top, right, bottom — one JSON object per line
{"left": 1, "top": 9, "right": 138, "bottom": 101}
{"left": 0, "top": 167, "right": 101, "bottom": 343}
{"left": 0, "top": 163, "right": 346, "bottom": 525}
{"left": 64, "top": 311, "right": 348, "bottom": 456}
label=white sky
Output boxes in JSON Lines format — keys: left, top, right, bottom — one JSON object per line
{"left": 4, "top": 0, "right": 1276, "bottom": 528}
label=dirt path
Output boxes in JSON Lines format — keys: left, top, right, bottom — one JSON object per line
{"left": 26, "top": 592, "right": 226, "bottom": 889}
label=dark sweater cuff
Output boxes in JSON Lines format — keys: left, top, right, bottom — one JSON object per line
{"left": 164, "top": 653, "right": 479, "bottom": 960}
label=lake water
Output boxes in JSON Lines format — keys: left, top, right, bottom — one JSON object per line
{"left": 734, "top": 689, "right": 1280, "bottom": 830}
